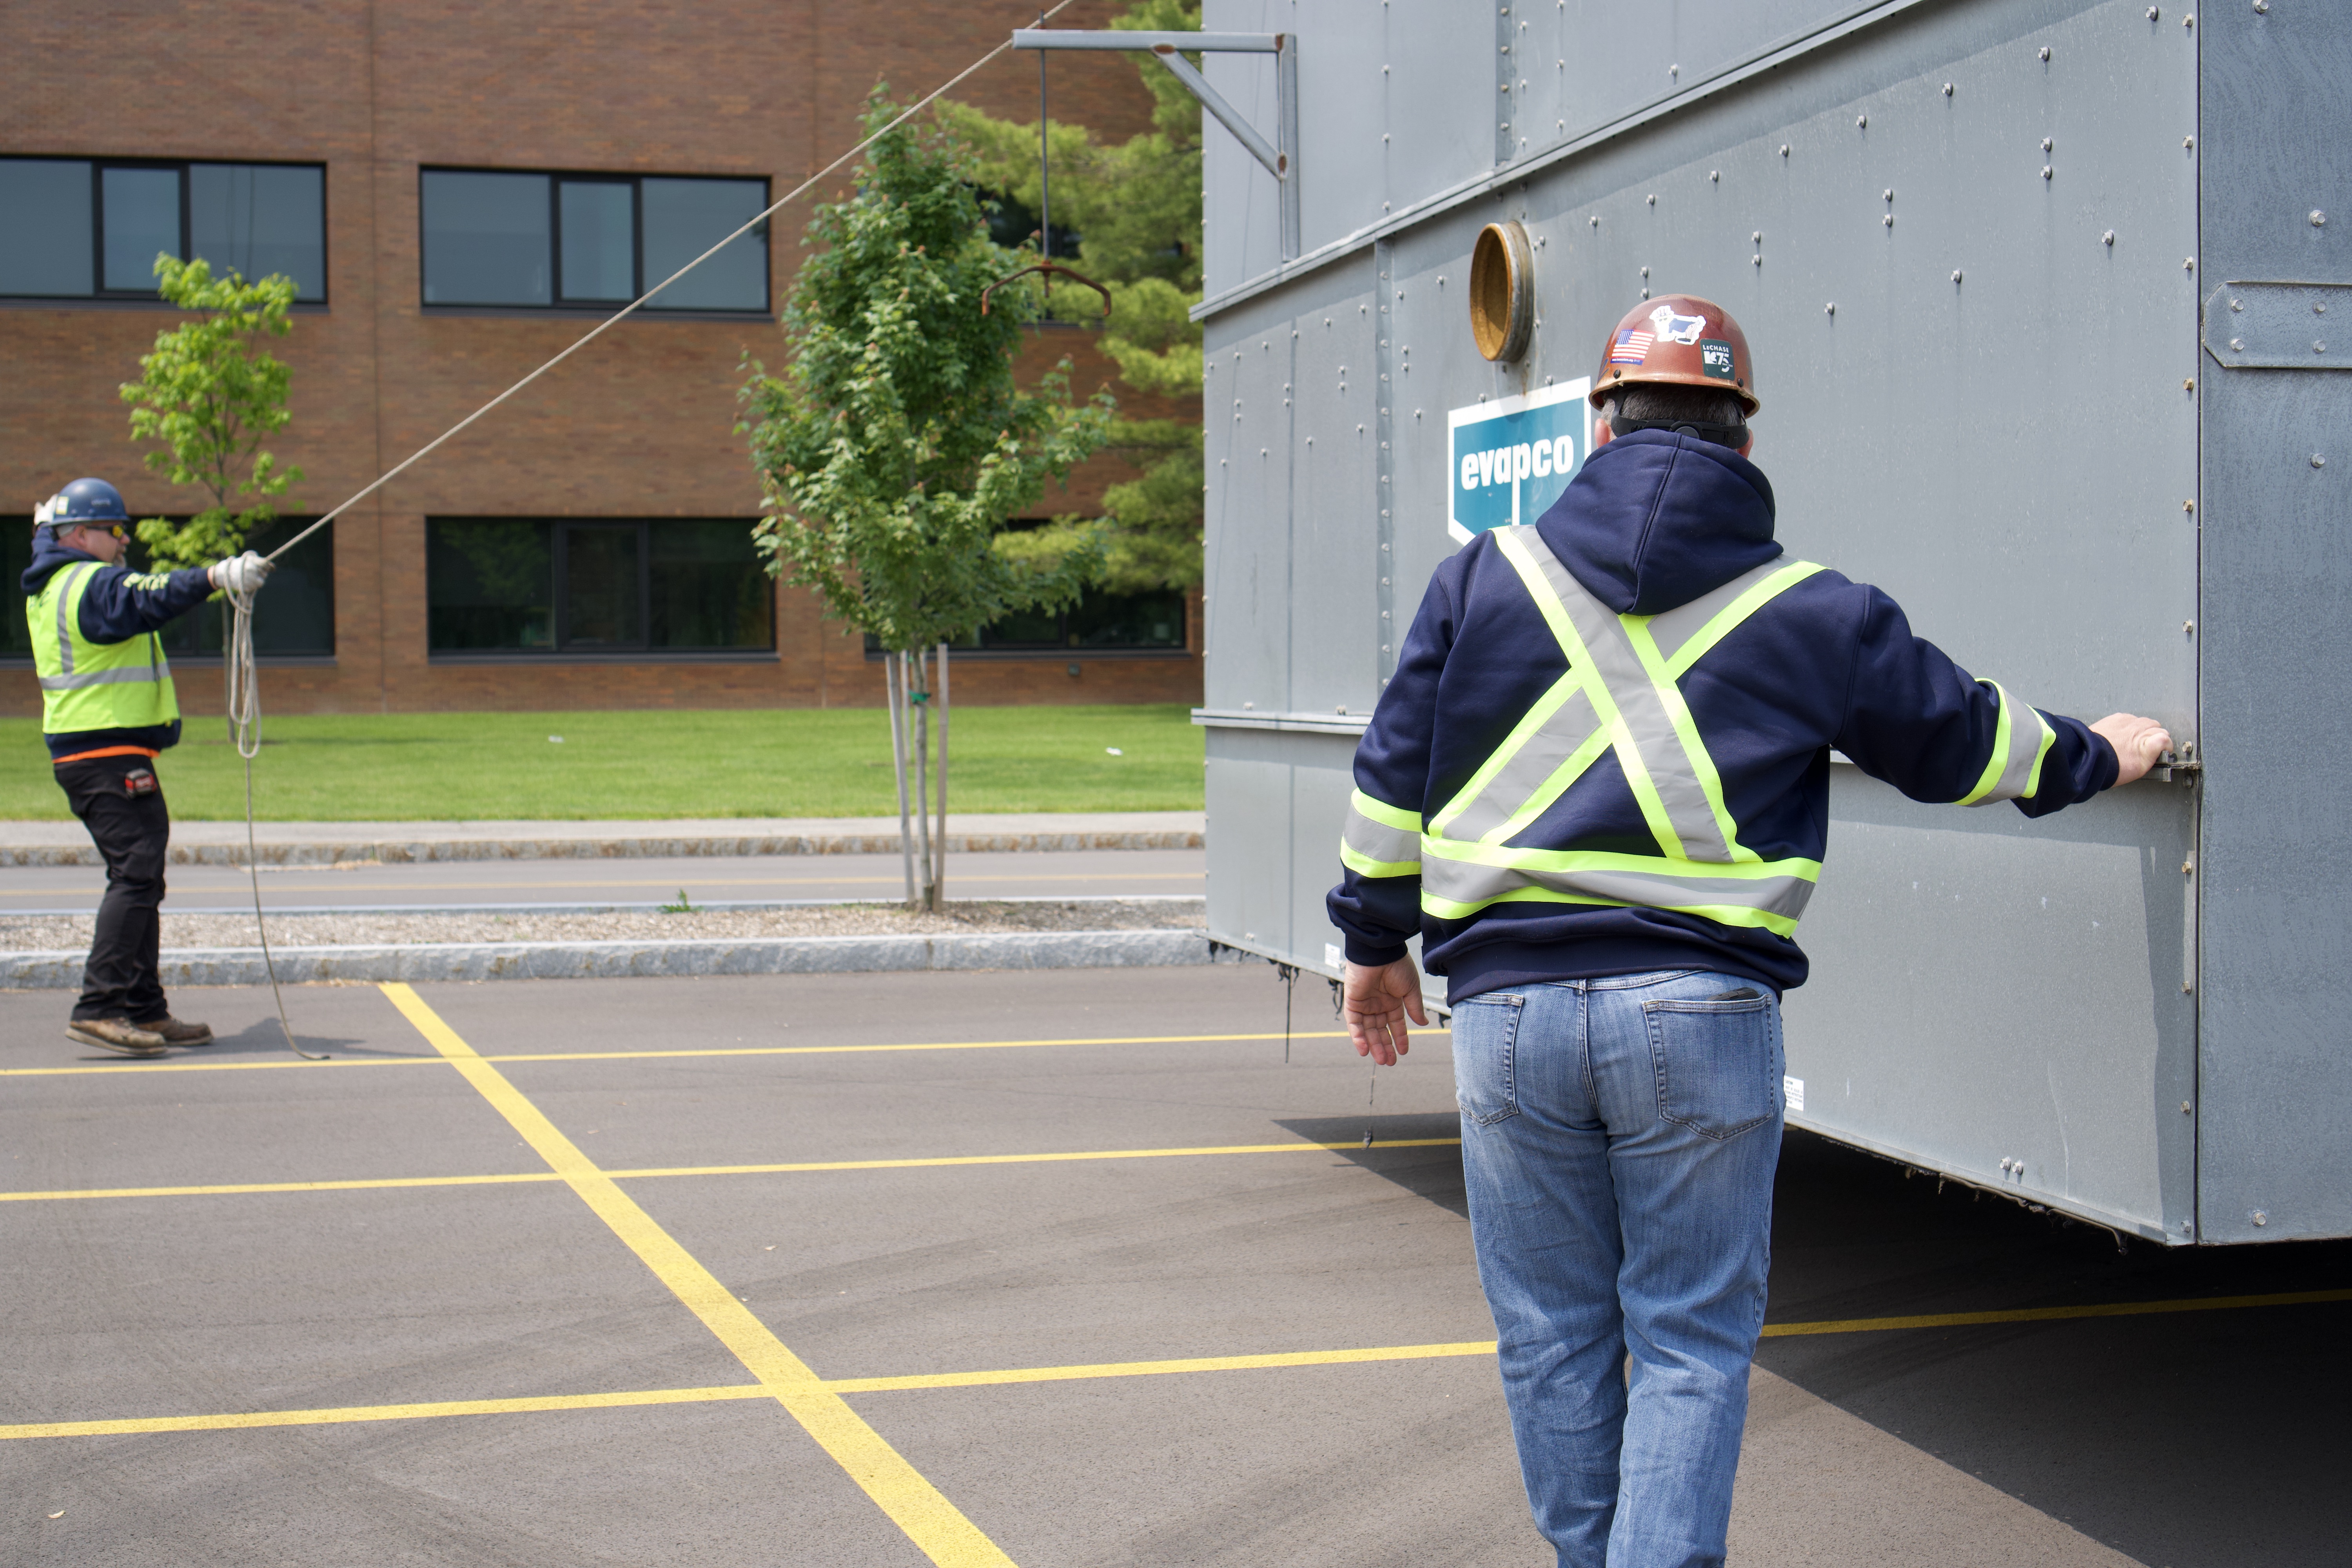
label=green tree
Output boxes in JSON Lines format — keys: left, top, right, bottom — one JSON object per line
{"left": 118, "top": 256, "right": 303, "bottom": 570}
{"left": 740, "top": 86, "right": 1114, "bottom": 907}
{"left": 938, "top": 0, "right": 1204, "bottom": 595}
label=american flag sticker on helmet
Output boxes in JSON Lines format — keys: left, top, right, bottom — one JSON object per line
{"left": 1608, "top": 328, "right": 1653, "bottom": 365}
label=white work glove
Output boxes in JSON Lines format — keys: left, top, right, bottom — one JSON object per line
{"left": 209, "top": 550, "right": 275, "bottom": 596}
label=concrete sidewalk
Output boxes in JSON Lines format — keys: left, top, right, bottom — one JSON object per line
{"left": 0, "top": 811, "right": 1204, "bottom": 867}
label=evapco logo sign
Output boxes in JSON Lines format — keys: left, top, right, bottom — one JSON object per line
{"left": 1446, "top": 377, "right": 1592, "bottom": 543}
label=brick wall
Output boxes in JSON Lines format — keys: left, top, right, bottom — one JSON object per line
{"left": 0, "top": 0, "right": 1200, "bottom": 717}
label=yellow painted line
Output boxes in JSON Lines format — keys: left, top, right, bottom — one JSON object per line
{"left": 0, "top": 1385, "right": 769, "bottom": 1441}
{"left": 0, "top": 1029, "right": 1413, "bottom": 1079}
{"left": 377, "top": 982, "right": 1016, "bottom": 1568}
{"left": 1759, "top": 1285, "right": 2352, "bottom": 1337}
{"left": 14, "top": 1286, "right": 2352, "bottom": 1445}
{"left": 0, "top": 1138, "right": 1462, "bottom": 1204}
{"left": 827, "top": 1340, "right": 1500, "bottom": 1394}
{"left": 2, "top": 871, "right": 1204, "bottom": 898}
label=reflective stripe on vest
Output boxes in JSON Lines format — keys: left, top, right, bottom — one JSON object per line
{"left": 1956, "top": 679, "right": 2056, "bottom": 806}
{"left": 27, "top": 562, "right": 178, "bottom": 733}
{"left": 1421, "top": 525, "right": 1826, "bottom": 936}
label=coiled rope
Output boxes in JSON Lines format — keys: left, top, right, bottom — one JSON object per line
{"left": 227, "top": 5, "right": 1077, "bottom": 1058}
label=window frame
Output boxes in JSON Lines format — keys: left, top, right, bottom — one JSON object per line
{"left": 0, "top": 154, "right": 330, "bottom": 305}
{"left": 424, "top": 515, "right": 780, "bottom": 664}
{"left": 417, "top": 165, "right": 771, "bottom": 317}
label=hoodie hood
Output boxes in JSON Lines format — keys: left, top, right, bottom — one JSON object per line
{"left": 1532, "top": 428, "right": 1779, "bottom": 615}
{"left": 22, "top": 525, "right": 98, "bottom": 597}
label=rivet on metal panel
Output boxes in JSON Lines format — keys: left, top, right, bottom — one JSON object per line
{"left": 2185, "top": 257, "right": 2197, "bottom": 270}
{"left": 1884, "top": 215, "right": 1895, "bottom": 228}
{"left": 2319, "top": 302, "right": 2330, "bottom": 314}
{"left": 2184, "top": 622, "right": 2196, "bottom": 636}
{"left": 2000, "top": 1158, "right": 2013, "bottom": 1171}
{"left": 1856, "top": 114, "right": 1867, "bottom": 129}
{"left": 1753, "top": 231, "right": 1763, "bottom": 242}
{"left": 2184, "top": 136, "right": 2195, "bottom": 149}
{"left": 2252, "top": 1211, "right": 2267, "bottom": 1226}
{"left": 2043, "top": 166, "right": 2055, "bottom": 181}
{"left": 2184, "top": 377, "right": 2196, "bottom": 390}
{"left": 1641, "top": 266, "right": 1650, "bottom": 278}
{"left": 1755, "top": 255, "right": 1764, "bottom": 267}
{"left": 2254, "top": 0, "right": 2268, "bottom": 10}
{"left": 1647, "top": 194, "right": 1656, "bottom": 205}
{"left": 2230, "top": 297, "right": 2243, "bottom": 311}
{"left": 2183, "top": 1102, "right": 2193, "bottom": 1114}
{"left": 1953, "top": 270, "right": 1964, "bottom": 283}
{"left": 2183, "top": 499, "right": 2195, "bottom": 511}
{"left": 1711, "top": 171, "right": 1720, "bottom": 183}
{"left": 2311, "top": 210, "right": 2328, "bottom": 227}
{"left": 2039, "top": 45, "right": 2052, "bottom": 60}
{"left": 2147, "top": 4, "right": 2158, "bottom": 16}
{"left": 1943, "top": 82, "right": 1954, "bottom": 96}
{"left": 2105, "top": 230, "right": 2116, "bottom": 246}
{"left": 1780, "top": 144, "right": 1790, "bottom": 157}
{"left": 2229, "top": 337, "right": 2246, "bottom": 351}
{"left": 2316, "top": 341, "right": 2329, "bottom": 354}
{"left": 2183, "top": 857, "right": 2195, "bottom": 874}
{"left": 1670, "top": 64, "right": 1679, "bottom": 78}
{"left": 2043, "top": 137, "right": 2054, "bottom": 152}
{"left": 1590, "top": 216, "right": 1599, "bottom": 227}
{"left": 2314, "top": 454, "right": 2328, "bottom": 468}
{"left": 1824, "top": 302, "right": 1836, "bottom": 315}
{"left": 2183, "top": 11, "right": 2193, "bottom": 25}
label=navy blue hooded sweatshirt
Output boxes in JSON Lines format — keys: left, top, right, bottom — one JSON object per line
{"left": 1327, "top": 429, "right": 2118, "bottom": 1002}
{"left": 21, "top": 525, "right": 215, "bottom": 760}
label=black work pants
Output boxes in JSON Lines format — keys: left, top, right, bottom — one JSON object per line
{"left": 55, "top": 754, "right": 172, "bottom": 1023}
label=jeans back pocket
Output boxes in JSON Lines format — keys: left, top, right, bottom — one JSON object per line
{"left": 1451, "top": 993, "right": 1524, "bottom": 1126}
{"left": 1642, "top": 996, "right": 1778, "bottom": 1142}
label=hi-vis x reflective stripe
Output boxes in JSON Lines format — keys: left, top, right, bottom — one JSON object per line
{"left": 1956, "top": 680, "right": 2056, "bottom": 806}
{"left": 1419, "top": 526, "right": 1825, "bottom": 935}
{"left": 1342, "top": 789, "right": 1421, "bottom": 877}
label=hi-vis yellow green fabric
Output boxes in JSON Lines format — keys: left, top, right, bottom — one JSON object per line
{"left": 27, "top": 562, "right": 180, "bottom": 736}
{"left": 1339, "top": 525, "right": 2058, "bottom": 941}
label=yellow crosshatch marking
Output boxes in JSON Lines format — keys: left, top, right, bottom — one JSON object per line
{"left": 0, "top": 1138, "right": 1467, "bottom": 1205}
{"left": 6, "top": 1287, "right": 2347, "bottom": 1446}
{"left": 374, "top": 982, "right": 1018, "bottom": 1568}
{"left": 0, "top": 1028, "right": 1419, "bottom": 1078}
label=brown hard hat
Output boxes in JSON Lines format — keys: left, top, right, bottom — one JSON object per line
{"left": 1587, "top": 294, "right": 1759, "bottom": 416}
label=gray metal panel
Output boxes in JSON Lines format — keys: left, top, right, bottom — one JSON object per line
{"left": 1202, "top": 299, "right": 1298, "bottom": 715}
{"left": 1287, "top": 269, "right": 1382, "bottom": 715}
{"left": 1783, "top": 770, "right": 2197, "bottom": 1242}
{"left": 2194, "top": 0, "right": 2352, "bottom": 1245}
{"left": 1201, "top": 0, "right": 1290, "bottom": 297}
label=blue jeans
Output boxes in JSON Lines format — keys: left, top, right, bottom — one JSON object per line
{"left": 1452, "top": 971, "right": 1784, "bottom": 1568}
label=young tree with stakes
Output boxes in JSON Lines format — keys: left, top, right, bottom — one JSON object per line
{"left": 119, "top": 256, "right": 303, "bottom": 572}
{"left": 741, "top": 88, "right": 1114, "bottom": 911}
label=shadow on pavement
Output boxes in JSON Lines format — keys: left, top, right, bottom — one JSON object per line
{"left": 1276, "top": 1112, "right": 1468, "bottom": 1219}
{"left": 1762, "top": 1128, "right": 2352, "bottom": 1568}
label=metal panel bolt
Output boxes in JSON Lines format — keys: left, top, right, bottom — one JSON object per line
{"left": 2185, "top": 136, "right": 2195, "bottom": 149}
{"left": 2000, "top": 1159, "right": 2013, "bottom": 1171}
{"left": 2183, "top": 1102, "right": 2194, "bottom": 1114}
{"left": 2043, "top": 138, "right": 2054, "bottom": 152}
{"left": 1884, "top": 189, "right": 1895, "bottom": 202}
{"left": 1590, "top": 215, "right": 1599, "bottom": 227}
{"left": 2183, "top": 499, "right": 2195, "bottom": 512}
{"left": 2184, "top": 377, "right": 2196, "bottom": 390}
{"left": 2319, "top": 302, "right": 2331, "bottom": 314}
{"left": 2147, "top": 4, "right": 2158, "bottom": 14}
{"left": 1824, "top": 302, "right": 1836, "bottom": 315}
{"left": 1884, "top": 215, "right": 1895, "bottom": 227}
{"left": 2040, "top": 45, "right": 2052, "bottom": 60}
{"left": 2314, "top": 211, "right": 2329, "bottom": 227}
{"left": 1943, "top": 82, "right": 1954, "bottom": 96}
{"left": 2230, "top": 297, "right": 2243, "bottom": 311}
{"left": 1711, "top": 171, "right": 1720, "bottom": 182}
{"left": 2254, "top": 0, "right": 2269, "bottom": 10}
{"left": 2230, "top": 337, "right": 2246, "bottom": 351}
{"left": 2252, "top": 1211, "right": 2267, "bottom": 1226}
{"left": 2043, "top": 166, "right": 2054, "bottom": 181}
{"left": 1641, "top": 266, "right": 1649, "bottom": 278}
{"left": 2104, "top": 231, "right": 2116, "bottom": 245}
{"left": 1780, "top": 144, "right": 1790, "bottom": 157}
{"left": 1952, "top": 270, "right": 1964, "bottom": 283}
{"left": 2314, "top": 454, "right": 2328, "bottom": 468}
{"left": 2183, "top": 11, "right": 2193, "bottom": 24}
{"left": 1856, "top": 114, "right": 1868, "bottom": 129}
{"left": 2318, "top": 341, "right": 2330, "bottom": 354}
{"left": 2184, "top": 621, "right": 2196, "bottom": 636}
{"left": 1755, "top": 254, "right": 1764, "bottom": 267}
{"left": 1648, "top": 194, "right": 1657, "bottom": 205}
{"left": 2186, "top": 257, "right": 2197, "bottom": 270}
{"left": 1670, "top": 63, "right": 1679, "bottom": 78}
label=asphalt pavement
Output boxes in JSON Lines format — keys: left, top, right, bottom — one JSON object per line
{"left": 0, "top": 848, "right": 1205, "bottom": 915}
{"left": 3, "top": 966, "right": 2346, "bottom": 1566}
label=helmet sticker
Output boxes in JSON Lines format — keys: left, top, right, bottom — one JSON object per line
{"left": 1700, "top": 339, "right": 1737, "bottom": 380}
{"left": 1608, "top": 327, "right": 1653, "bottom": 365}
{"left": 1648, "top": 304, "right": 1708, "bottom": 345}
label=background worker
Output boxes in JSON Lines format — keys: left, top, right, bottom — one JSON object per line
{"left": 1327, "top": 296, "right": 2172, "bottom": 1568}
{"left": 24, "top": 478, "right": 274, "bottom": 1058}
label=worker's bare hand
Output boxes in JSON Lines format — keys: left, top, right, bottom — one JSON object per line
{"left": 2090, "top": 713, "right": 2174, "bottom": 786}
{"left": 1344, "top": 956, "right": 1428, "bottom": 1066}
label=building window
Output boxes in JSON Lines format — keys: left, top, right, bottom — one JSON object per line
{"left": 0, "top": 158, "right": 326, "bottom": 301}
{"left": 426, "top": 518, "right": 775, "bottom": 657}
{"left": 418, "top": 169, "right": 769, "bottom": 312}
{"left": 1, "top": 517, "right": 333, "bottom": 662}
{"left": 865, "top": 586, "right": 1189, "bottom": 657}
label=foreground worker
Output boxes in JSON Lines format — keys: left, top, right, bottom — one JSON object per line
{"left": 24, "top": 478, "right": 273, "bottom": 1057}
{"left": 1328, "top": 297, "right": 2171, "bottom": 1568}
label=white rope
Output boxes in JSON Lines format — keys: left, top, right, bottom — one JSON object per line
{"left": 225, "top": 584, "right": 326, "bottom": 1058}
{"left": 264, "top": 0, "right": 1078, "bottom": 564}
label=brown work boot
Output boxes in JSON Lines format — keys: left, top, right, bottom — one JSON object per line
{"left": 67, "top": 1018, "right": 168, "bottom": 1057}
{"left": 137, "top": 1016, "right": 214, "bottom": 1047}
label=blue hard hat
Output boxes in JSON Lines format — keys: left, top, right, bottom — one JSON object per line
{"left": 39, "top": 477, "right": 130, "bottom": 526}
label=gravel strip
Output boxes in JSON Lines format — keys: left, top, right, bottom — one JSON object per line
{"left": 0, "top": 898, "right": 1206, "bottom": 953}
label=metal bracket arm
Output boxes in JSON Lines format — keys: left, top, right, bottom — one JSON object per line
{"left": 1012, "top": 28, "right": 1300, "bottom": 261}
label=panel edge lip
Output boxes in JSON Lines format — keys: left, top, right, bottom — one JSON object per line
{"left": 1194, "top": 706, "right": 1370, "bottom": 734}
{"left": 1785, "top": 1113, "right": 2178, "bottom": 1244}
{"left": 1192, "top": 0, "right": 1938, "bottom": 324}
{"left": 2200, "top": 278, "right": 2352, "bottom": 369}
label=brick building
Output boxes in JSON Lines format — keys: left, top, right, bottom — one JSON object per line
{"left": 0, "top": 1, "right": 1200, "bottom": 717}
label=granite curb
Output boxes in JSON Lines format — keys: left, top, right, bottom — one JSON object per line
{"left": 0, "top": 929, "right": 1222, "bottom": 988}
{"left": 0, "top": 828, "right": 1203, "bottom": 869}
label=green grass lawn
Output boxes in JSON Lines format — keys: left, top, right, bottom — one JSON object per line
{"left": 0, "top": 706, "right": 1204, "bottom": 821}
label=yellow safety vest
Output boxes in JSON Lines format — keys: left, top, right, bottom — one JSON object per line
{"left": 1341, "top": 524, "right": 2055, "bottom": 939}
{"left": 26, "top": 561, "right": 180, "bottom": 737}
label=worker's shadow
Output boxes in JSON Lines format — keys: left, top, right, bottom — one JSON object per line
{"left": 194, "top": 1019, "right": 376, "bottom": 1060}
{"left": 1274, "top": 1112, "right": 1467, "bottom": 1218}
